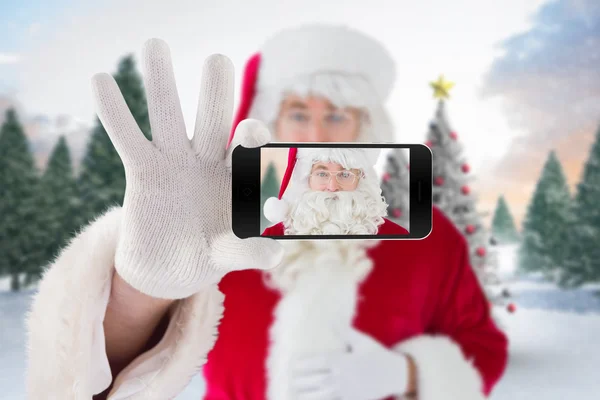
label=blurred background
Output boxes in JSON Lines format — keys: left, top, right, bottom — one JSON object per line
{"left": 1, "top": 0, "right": 599, "bottom": 398}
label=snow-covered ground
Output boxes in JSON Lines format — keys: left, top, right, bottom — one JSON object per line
{"left": 1, "top": 244, "right": 599, "bottom": 399}
{"left": 490, "top": 307, "right": 600, "bottom": 399}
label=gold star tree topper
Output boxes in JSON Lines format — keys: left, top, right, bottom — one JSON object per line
{"left": 430, "top": 75, "right": 454, "bottom": 99}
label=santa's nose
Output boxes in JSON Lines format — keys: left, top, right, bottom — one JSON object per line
{"left": 325, "top": 178, "right": 340, "bottom": 191}
{"left": 305, "top": 122, "right": 329, "bottom": 142}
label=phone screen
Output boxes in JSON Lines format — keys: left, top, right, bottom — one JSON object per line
{"left": 232, "top": 143, "right": 432, "bottom": 240}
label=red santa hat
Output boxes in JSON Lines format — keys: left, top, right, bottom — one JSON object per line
{"left": 263, "top": 147, "right": 381, "bottom": 224}
{"left": 227, "top": 24, "right": 396, "bottom": 148}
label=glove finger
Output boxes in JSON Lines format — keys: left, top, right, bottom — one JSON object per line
{"left": 91, "top": 73, "right": 152, "bottom": 162}
{"left": 191, "top": 54, "right": 234, "bottom": 160}
{"left": 211, "top": 233, "right": 283, "bottom": 272}
{"left": 292, "top": 371, "right": 334, "bottom": 390}
{"left": 292, "top": 353, "right": 339, "bottom": 374}
{"left": 142, "top": 38, "right": 189, "bottom": 151}
{"left": 295, "top": 386, "right": 338, "bottom": 400}
{"left": 225, "top": 119, "right": 271, "bottom": 171}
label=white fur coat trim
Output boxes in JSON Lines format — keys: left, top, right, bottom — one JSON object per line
{"left": 25, "top": 207, "right": 224, "bottom": 400}
{"left": 394, "top": 335, "right": 485, "bottom": 400}
{"left": 266, "top": 240, "right": 375, "bottom": 400}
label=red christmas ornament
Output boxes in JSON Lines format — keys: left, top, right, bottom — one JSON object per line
{"left": 383, "top": 172, "right": 391, "bottom": 182}
{"left": 425, "top": 140, "right": 433, "bottom": 148}
{"left": 476, "top": 247, "right": 486, "bottom": 257}
{"left": 434, "top": 176, "right": 445, "bottom": 186}
{"left": 507, "top": 303, "right": 517, "bottom": 313}
{"left": 407, "top": 163, "right": 410, "bottom": 171}
{"left": 465, "top": 224, "right": 476, "bottom": 234}
{"left": 461, "top": 185, "right": 470, "bottom": 195}
{"left": 392, "top": 208, "right": 402, "bottom": 218}
{"left": 450, "top": 131, "right": 458, "bottom": 140}
{"left": 461, "top": 164, "right": 470, "bottom": 173}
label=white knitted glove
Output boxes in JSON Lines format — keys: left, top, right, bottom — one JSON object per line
{"left": 292, "top": 328, "right": 409, "bottom": 400}
{"left": 91, "top": 38, "right": 283, "bottom": 299}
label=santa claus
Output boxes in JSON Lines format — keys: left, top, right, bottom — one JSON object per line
{"left": 262, "top": 147, "right": 406, "bottom": 236}
{"left": 25, "top": 25, "right": 508, "bottom": 400}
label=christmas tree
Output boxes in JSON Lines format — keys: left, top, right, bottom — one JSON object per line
{"left": 425, "top": 76, "right": 511, "bottom": 315}
{"left": 77, "top": 55, "right": 150, "bottom": 228}
{"left": 0, "top": 109, "right": 43, "bottom": 291}
{"left": 28, "top": 136, "right": 79, "bottom": 283}
{"left": 559, "top": 125, "right": 600, "bottom": 288}
{"left": 518, "top": 151, "right": 573, "bottom": 281}
{"left": 380, "top": 149, "right": 410, "bottom": 230}
{"left": 491, "top": 195, "right": 520, "bottom": 244}
{"left": 261, "top": 162, "right": 280, "bottom": 232}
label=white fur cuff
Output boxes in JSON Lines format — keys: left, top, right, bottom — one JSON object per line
{"left": 108, "top": 286, "right": 224, "bottom": 399}
{"left": 26, "top": 207, "right": 123, "bottom": 399}
{"left": 25, "top": 207, "right": 225, "bottom": 400}
{"left": 393, "top": 335, "right": 485, "bottom": 400}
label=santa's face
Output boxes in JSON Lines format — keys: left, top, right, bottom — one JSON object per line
{"left": 275, "top": 95, "right": 363, "bottom": 142}
{"left": 283, "top": 161, "right": 387, "bottom": 235}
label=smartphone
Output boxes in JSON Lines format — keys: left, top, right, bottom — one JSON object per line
{"left": 232, "top": 143, "right": 432, "bottom": 240}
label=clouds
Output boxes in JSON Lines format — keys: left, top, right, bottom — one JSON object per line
{"left": 0, "top": 53, "right": 20, "bottom": 64}
{"left": 13, "top": 0, "right": 546, "bottom": 130}
{"left": 478, "top": 0, "right": 600, "bottom": 226}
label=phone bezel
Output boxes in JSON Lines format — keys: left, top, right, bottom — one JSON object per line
{"left": 232, "top": 143, "right": 432, "bottom": 240}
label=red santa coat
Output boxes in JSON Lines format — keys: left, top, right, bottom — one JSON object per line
{"left": 203, "top": 208, "right": 508, "bottom": 400}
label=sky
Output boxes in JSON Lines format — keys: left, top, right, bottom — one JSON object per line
{"left": 1, "top": 0, "right": 598, "bottom": 228}
{"left": 479, "top": 0, "right": 600, "bottom": 228}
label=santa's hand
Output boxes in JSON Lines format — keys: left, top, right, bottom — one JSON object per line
{"left": 91, "top": 38, "right": 283, "bottom": 299}
{"left": 292, "top": 328, "right": 409, "bottom": 400}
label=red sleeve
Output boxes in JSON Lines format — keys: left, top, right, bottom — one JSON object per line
{"left": 430, "top": 232, "right": 509, "bottom": 395}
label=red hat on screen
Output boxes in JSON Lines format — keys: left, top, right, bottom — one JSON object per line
{"left": 263, "top": 147, "right": 381, "bottom": 224}
{"left": 262, "top": 147, "right": 298, "bottom": 223}
{"left": 227, "top": 24, "right": 397, "bottom": 148}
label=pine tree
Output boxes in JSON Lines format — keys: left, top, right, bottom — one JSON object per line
{"left": 425, "top": 76, "right": 508, "bottom": 314}
{"left": 491, "top": 196, "right": 520, "bottom": 244}
{"left": 427, "top": 101, "right": 497, "bottom": 285}
{"left": 27, "top": 136, "right": 78, "bottom": 283}
{"left": 76, "top": 55, "right": 150, "bottom": 228}
{"left": 0, "top": 109, "right": 43, "bottom": 291}
{"left": 380, "top": 149, "right": 410, "bottom": 230}
{"left": 518, "top": 151, "right": 573, "bottom": 280}
{"left": 261, "top": 162, "right": 280, "bottom": 232}
{"left": 559, "top": 126, "right": 600, "bottom": 287}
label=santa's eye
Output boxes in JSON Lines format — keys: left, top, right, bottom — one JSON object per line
{"left": 325, "top": 112, "right": 347, "bottom": 123}
{"left": 289, "top": 112, "right": 310, "bottom": 122}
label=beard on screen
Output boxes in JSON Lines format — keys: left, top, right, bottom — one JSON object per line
{"left": 282, "top": 181, "right": 388, "bottom": 236}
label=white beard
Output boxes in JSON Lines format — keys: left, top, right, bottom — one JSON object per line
{"left": 264, "top": 239, "right": 379, "bottom": 400}
{"left": 264, "top": 181, "right": 387, "bottom": 399}
{"left": 283, "top": 187, "right": 388, "bottom": 236}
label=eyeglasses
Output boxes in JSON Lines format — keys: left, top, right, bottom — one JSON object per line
{"left": 309, "top": 170, "right": 361, "bottom": 186}
{"left": 278, "top": 109, "right": 361, "bottom": 134}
